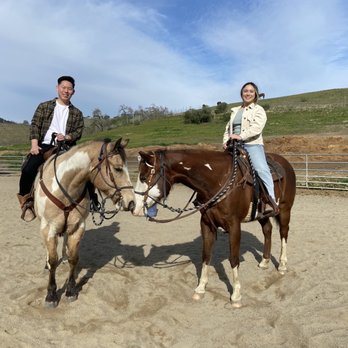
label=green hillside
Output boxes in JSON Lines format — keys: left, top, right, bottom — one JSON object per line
{"left": 1, "top": 88, "right": 347, "bottom": 152}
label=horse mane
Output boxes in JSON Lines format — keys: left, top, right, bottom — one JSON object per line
{"left": 69, "top": 140, "right": 128, "bottom": 162}
{"left": 154, "top": 147, "right": 223, "bottom": 156}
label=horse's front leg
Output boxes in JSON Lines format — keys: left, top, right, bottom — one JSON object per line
{"left": 65, "top": 223, "right": 85, "bottom": 302}
{"left": 193, "top": 218, "right": 216, "bottom": 301}
{"left": 43, "top": 228, "right": 59, "bottom": 308}
{"left": 258, "top": 217, "right": 273, "bottom": 269}
{"left": 228, "top": 220, "right": 242, "bottom": 308}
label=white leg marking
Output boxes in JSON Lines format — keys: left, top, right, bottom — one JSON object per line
{"left": 193, "top": 262, "right": 209, "bottom": 300}
{"left": 231, "top": 266, "right": 242, "bottom": 306}
{"left": 278, "top": 238, "right": 288, "bottom": 273}
{"left": 259, "top": 257, "right": 270, "bottom": 269}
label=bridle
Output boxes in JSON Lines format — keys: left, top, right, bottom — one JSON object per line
{"left": 90, "top": 139, "right": 134, "bottom": 198}
{"left": 40, "top": 139, "right": 133, "bottom": 232}
{"left": 136, "top": 143, "right": 241, "bottom": 223}
{"left": 88, "top": 139, "right": 134, "bottom": 225}
{"left": 136, "top": 151, "right": 170, "bottom": 208}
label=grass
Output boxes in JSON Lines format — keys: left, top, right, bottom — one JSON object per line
{"left": 1, "top": 88, "right": 348, "bottom": 153}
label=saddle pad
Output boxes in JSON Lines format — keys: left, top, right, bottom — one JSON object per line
{"left": 266, "top": 156, "right": 285, "bottom": 181}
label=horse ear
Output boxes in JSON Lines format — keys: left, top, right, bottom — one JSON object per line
{"left": 113, "top": 138, "right": 122, "bottom": 152}
{"left": 121, "top": 138, "right": 129, "bottom": 148}
{"left": 139, "top": 151, "right": 154, "bottom": 167}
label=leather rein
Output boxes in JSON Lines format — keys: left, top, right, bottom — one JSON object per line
{"left": 137, "top": 142, "right": 241, "bottom": 223}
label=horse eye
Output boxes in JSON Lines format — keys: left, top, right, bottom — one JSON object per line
{"left": 115, "top": 167, "right": 123, "bottom": 172}
{"left": 140, "top": 175, "right": 146, "bottom": 182}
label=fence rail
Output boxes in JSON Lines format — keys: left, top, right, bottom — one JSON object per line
{"left": 1, "top": 154, "right": 347, "bottom": 191}
{"left": 282, "top": 153, "right": 348, "bottom": 190}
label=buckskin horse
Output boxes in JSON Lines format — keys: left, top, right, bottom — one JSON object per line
{"left": 133, "top": 145, "right": 296, "bottom": 307}
{"left": 34, "top": 138, "right": 135, "bottom": 307}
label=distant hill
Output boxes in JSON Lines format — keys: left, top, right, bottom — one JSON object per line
{"left": 1, "top": 88, "right": 347, "bottom": 151}
{"left": 0, "top": 117, "right": 16, "bottom": 124}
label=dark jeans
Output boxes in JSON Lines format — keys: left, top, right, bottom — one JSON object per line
{"left": 19, "top": 144, "right": 54, "bottom": 195}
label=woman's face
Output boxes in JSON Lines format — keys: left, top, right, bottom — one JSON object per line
{"left": 242, "top": 84, "right": 256, "bottom": 106}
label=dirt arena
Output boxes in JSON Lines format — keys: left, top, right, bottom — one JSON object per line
{"left": 1, "top": 163, "right": 347, "bottom": 347}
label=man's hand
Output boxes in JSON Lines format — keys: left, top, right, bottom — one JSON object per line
{"left": 56, "top": 133, "right": 65, "bottom": 141}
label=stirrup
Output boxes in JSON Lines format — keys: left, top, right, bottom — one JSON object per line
{"left": 19, "top": 196, "right": 36, "bottom": 222}
{"left": 21, "top": 202, "right": 36, "bottom": 222}
{"left": 257, "top": 200, "right": 279, "bottom": 219}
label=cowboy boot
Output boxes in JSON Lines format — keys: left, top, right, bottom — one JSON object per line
{"left": 257, "top": 196, "right": 279, "bottom": 219}
{"left": 263, "top": 196, "right": 279, "bottom": 217}
{"left": 17, "top": 193, "right": 36, "bottom": 222}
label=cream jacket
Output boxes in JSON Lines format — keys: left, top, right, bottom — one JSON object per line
{"left": 223, "top": 103, "right": 267, "bottom": 145}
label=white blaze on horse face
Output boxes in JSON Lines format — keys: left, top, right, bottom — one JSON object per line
{"left": 134, "top": 177, "right": 147, "bottom": 215}
{"left": 133, "top": 176, "right": 161, "bottom": 216}
{"left": 204, "top": 163, "right": 213, "bottom": 171}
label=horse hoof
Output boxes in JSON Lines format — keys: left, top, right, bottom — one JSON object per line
{"left": 45, "top": 301, "right": 58, "bottom": 308}
{"left": 192, "top": 292, "right": 204, "bottom": 301}
{"left": 278, "top": 264, "right": 287, "bottom": 275}
{"left": 259, "top": 257, "right": 270, "bottom": 269}
{"left": 231, "top": 300, "right": 242, "bottom": 308}
{"left": 62, "top": 257, "right": 68, "bottom": 264}
{"left": 66, "top": 295, "right": 77, "bottom": 302}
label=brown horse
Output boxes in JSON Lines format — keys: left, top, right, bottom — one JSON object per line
{"left": 35, "top": 138, "right": 135, "bottom": 307}
{"left": 133, "top": 146, "right": 296, "bottom": 307}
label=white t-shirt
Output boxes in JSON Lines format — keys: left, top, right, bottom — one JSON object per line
{"left": 43, "top": 101, "right": 69, "bottom": 144}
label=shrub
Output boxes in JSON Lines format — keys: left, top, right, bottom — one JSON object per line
{"left": 184, "top": 108, "right": 212, "bottom": 124}
{"left": 215, "top": 102, "right": 228, "bottom": 114}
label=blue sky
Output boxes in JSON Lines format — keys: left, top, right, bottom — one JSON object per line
{"left": 1, "top": 0, "right": 348, "bottom": 123}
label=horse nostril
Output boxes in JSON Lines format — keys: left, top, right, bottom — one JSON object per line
{"left": 128, "top": 201, "right": 135, "bottom": 213}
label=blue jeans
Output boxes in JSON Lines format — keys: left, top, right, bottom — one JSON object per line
{"left": 244, "top": 144, "right": 275, "bottom": 200}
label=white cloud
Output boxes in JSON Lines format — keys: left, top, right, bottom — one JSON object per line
{"left": 0, "top": 0, "right": 347, "bottom": 123}
{"left": 0, "top": 0, "right": 229, "bottom": 122}
{"left": 199, "top": 0, "right": 348, "bottom": 97}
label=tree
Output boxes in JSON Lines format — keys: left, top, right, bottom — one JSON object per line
{"left": 90, "top": 108, "right": 111, "bottom": 131}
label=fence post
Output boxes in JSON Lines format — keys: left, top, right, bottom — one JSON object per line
{"left": 305, "top": 154, "right": 308, "bottom": 188}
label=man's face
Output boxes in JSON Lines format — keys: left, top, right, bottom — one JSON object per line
{"left": 56, "top": 80, "right": 75, "bottom": 104}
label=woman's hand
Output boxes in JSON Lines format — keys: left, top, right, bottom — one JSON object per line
{"left": 229, "top": 134, "right": 242, "bottom": 141}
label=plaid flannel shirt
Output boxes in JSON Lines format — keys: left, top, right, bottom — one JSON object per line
{"left": 29, "top": 98, "right": 84, "bottom": 145}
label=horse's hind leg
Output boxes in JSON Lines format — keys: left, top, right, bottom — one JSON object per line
{"left": 65, "top": 224, "right": 85, "bottom": 302}
{"left": 193, "top": 220, "right": 216, "bottom": 301}
{"left": 276, "top": 209, "right": 291, "bottom": 274}
{"left": 43, "top": 228, "right": 59, "bottom": 307}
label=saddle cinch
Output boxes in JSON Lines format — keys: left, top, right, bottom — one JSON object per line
{"left": 234, "top": 145, "right": 284, "bottom": 221}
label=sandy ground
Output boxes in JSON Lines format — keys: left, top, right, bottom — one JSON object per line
{"left": 1, "top": 175, "right": 348, "bottom": 348}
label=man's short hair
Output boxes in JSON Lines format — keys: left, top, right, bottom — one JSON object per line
{"left": 57, "top": 76, "right": 75, "bottom": 88}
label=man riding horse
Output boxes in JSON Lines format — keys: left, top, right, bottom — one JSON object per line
{"left": 17, "top": 76, "right": 84, "bottom": 221}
